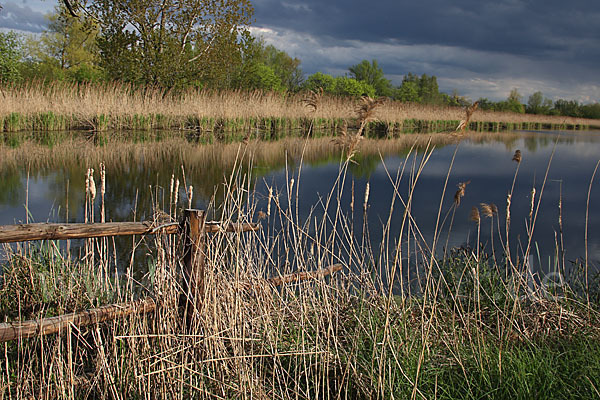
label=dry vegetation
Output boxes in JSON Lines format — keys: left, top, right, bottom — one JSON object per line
{"left": 0, "top": 82, "right": 596, "bottom": 133}
{"left": 1, "top": 94, "right": 600, "bottom": 399}
{"left": 2, "top": 139, "right": 600, "bottom": 399}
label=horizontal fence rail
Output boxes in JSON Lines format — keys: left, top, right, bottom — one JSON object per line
{"left": 0, "top": 264, "right": 343, "bottom": 342}
{"left": 0, "top": 220, "right": 260, "bottom": 243}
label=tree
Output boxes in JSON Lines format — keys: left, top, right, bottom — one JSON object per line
{"left": 0, "top": 31, "right": 23, "bottom": 82}
{"left": 396, "top": 73, "right": 421, "bottom": 102}
{"left": 261, "top": 44, "right": 302, "bottom": 91}
{"left": 232, "top": 38, "right": 302, "bottom": 91}
{"left": 496, "top": 88, "right": 525, "bottom": 113}
{"left": 86, "top": 0, "right": 254, "bottom": 88}
{"left": 348, "top": 59, "right": 392, "bottom": 97}
{"left": 25, "top": 5, "right": 104, "bottom": 82}
{"left": 302, "top": 72, "right": 336, "bottom": 93}
{"left": 553, "top": 99, "right": 581, "bottom": 117}
{"left": 526, "top": 91, "right": 553, "bottom": 115}
{"left": 332, "top": 76, "right": 375, "bottom": 98}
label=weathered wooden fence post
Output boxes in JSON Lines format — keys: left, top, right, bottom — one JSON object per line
{"left": 181, "top": 209, "right": 206, "bottom": 323}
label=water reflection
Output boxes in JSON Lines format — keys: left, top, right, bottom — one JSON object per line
{"left": 1, "top": 131, "right": 599, "bottom": 276}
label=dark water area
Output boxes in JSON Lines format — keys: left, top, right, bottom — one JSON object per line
{"left": 1, "top": 130, "right": 600, "bottom": 281}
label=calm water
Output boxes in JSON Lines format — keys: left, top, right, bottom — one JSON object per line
{"left": 1, "top": 130, "right": 600, "bottom": 276}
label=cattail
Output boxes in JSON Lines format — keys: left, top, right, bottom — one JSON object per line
{"left": 289, "top": 178, "right": 295, "bottom": 193}
{"left": 187, "top": 185, "right": 193, "bottom": 209}
{"left": 480, "top": 203, "right": 494, "bottom": 218}
{"left": 506, "top": 193, "right": 512, "bottom": 226}
{"left": 470, "top": 206, "right": 480, "bottom": 224}
{"left": 267, "top": 187, "right": 273, "bottom": 216}
{"left": 363, "top": 182, "right": 370, "bottom": 211}
{"left": 169, "top": 174, "right": 174, "bottom": 203}
{"left": 85, "top": 168, "right": 91, "bottom": 195}
{"left": 89, "top": 168, "right": 96, "bottom": 201}
{"left": 174, "top": 179, "right": 180, "bottom": 205}
{"left": 512, "top": 149, "right": 522, "bottom": 163}
{"left": 100, "top": 163, "right": 105, "bottom": 196}
{"left": 529, "top": 187, "right": 536, "bottom": 219}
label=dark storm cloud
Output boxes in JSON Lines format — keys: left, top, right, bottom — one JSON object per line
{"left": 251, "top": 0, "right": 600, "bottom": 102}
{"left": 0, "top": 2, "right": 47, "bottom": 32}
{"left": 253, "top": 0, "right": 600, "bottom": 60}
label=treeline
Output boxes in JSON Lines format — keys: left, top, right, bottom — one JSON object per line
{"left": 476, "top": 90, "right": 600, "bottom": 120}
{"left": 1, "top": 3, "right": 599, "bottom": 120}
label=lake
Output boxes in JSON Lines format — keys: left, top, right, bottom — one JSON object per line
{"left": 1, "top": 130, "right": 599, "bottom": 285}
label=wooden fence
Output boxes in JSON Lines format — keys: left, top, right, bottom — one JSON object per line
{"left": 0, "top": 210, "right": 342, "bottom": 342}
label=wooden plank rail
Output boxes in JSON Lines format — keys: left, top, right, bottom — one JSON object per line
{"left": 0, "top": 264, "right": 344, "bottom": 342}
{"left": 0, "top": 298, "right": 157, "bottom": 342}
{"left": 0, "top": 220, "right": 260, "bottom": 244}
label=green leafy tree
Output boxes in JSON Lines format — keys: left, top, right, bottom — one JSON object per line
{"left": 418, "top": 74, "right": 444, "bottom": 104}
{"left": 232, "top": 38, "right": 302, "bottom": 91}
{"left": 348, "top": 59, "right": 392, "bottom": 97}
{"left": 553, "top": 99, "right": 581, "bottom": 117}
{"left": 245, "top": 63, "right": 282, "bottom": 92}
{"left": 302, "top": 72, "right": 336, "bottom": 93}
{"left": 85, "top": 0, "right": 253, "bottom": 88}
{"left": 25, "top": 6, "right": 104, "bottom": 82}
{"left": 396, "top": 73, "right": 421, "bottom": 102}
{"left": 526, "top": 91, "right": 553, "bottom": 115}
{"left": 581, "top": 103, "right": 600, "bottom": 119}
{"left": 261, "top": 44, "right": 302, "bottom": 91}
{"left": 332, "top": 76, "right": 375, "bottom": 98}
{"left": 0, "top": 31, "right": 23, "bottom": 82}
{"left": 496, "top": 88, "right": 525, "bottom": 113}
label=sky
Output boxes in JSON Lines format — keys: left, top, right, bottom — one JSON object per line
{"left": 1, "top": 0, "right": 599, "bottom": 102}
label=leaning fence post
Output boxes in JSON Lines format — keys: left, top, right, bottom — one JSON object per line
{"left": 180, "top": 209, "right": 206, "bottom": 323}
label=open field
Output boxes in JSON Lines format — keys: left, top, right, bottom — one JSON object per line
{"left": 1, "top": 137, "right": 600, "bottom": 399}
{"left": 1, "top": 82, "right": 597, "bottom": 135}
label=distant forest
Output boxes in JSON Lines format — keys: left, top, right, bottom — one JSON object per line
{"left": 1, "top": 2, "right": 599, "bottom": 119}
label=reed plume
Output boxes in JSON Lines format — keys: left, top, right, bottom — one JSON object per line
{"left": 470, "top": 206, "right": 480, "bottom": 224}
{"left": 303, "top": 87, "right": 324, "bottom": 112}
{"left": 512, "top": 149, "right": 522, "bottom": 163}
{"left": 455, "top": 100, "right": 479, "bottom": 132}
{"left": 454, "top": 180, "right": 471, "bottom": 206}
{"left": 356, "top": 96, "right": 384, "bottom": 136}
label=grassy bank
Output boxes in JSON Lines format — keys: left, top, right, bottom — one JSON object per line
{"left": 1, "top": 136, "right": 600, "bottom": 399}
{"left": 1, "top": 82, "right": 597, "bottom": 136}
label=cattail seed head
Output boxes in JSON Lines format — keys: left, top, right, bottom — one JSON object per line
{"left": 100, "top": 163, "right": 106, "bottom": 196}
{"left": 506, "top": 193, "right": 512, "bottom": 226}
{"left": 267, "top": 187, "right": 273, "bottom": 216}
{"left": 174, "top": 179, "right": 180, "bottom": 205}
{"left": 529, "top": 188, "right": 536, "bottom": 219}
{"left": 187, "top": 185, "right": 193, "bottom": 209}
{"left": 89, "top": 172, "right": 96, "bottom": 201}
{"left": 363, "top": 182, "right": 370, "bottom": 210}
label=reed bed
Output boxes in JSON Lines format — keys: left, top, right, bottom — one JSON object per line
{"left": 2, "top": 131, "right": 600, "bottom": 399}
{"left": 0, "top": 82, "right": 596, "bottom": 134}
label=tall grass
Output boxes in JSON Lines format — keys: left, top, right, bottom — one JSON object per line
{"left": 0, "top": 81, "right": 596, "bottom": 133}
{"left": 1, "top": 131, "right": 600, "bottom": 399}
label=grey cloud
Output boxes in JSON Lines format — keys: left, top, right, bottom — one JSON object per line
{"left": 253, "top": 0, "right": 600, "bottom": 61}
{"left": 0, "top": 1, "right": 48, "bottom": 32}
